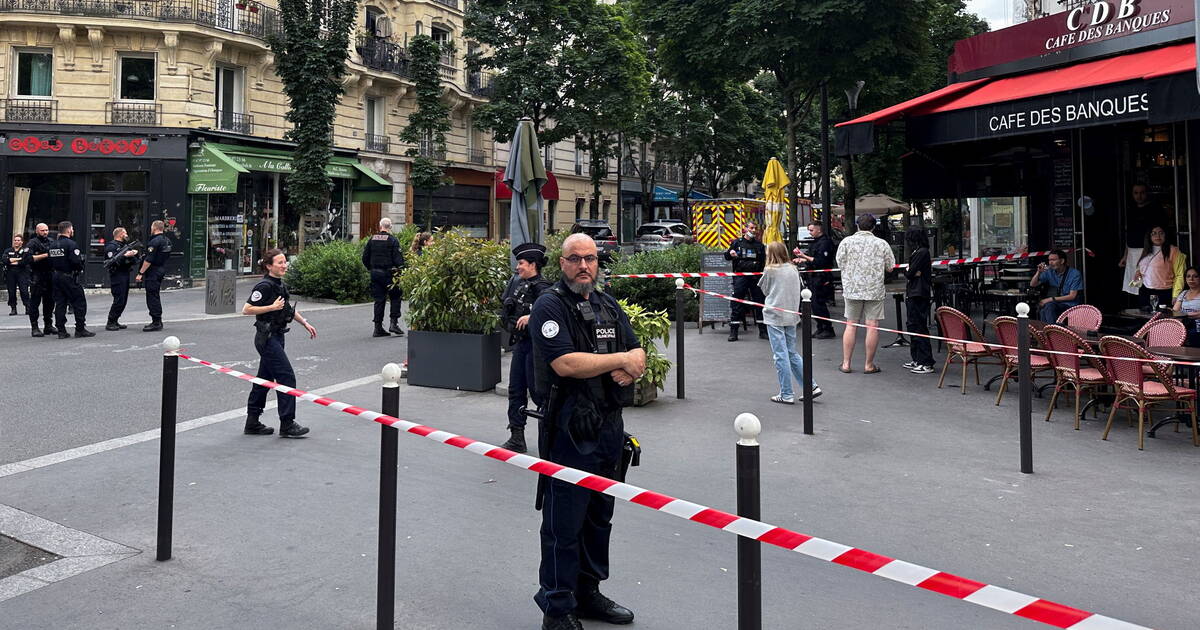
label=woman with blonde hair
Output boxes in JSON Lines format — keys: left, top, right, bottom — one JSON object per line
{"left": 758, "top": 240, "right": 821, "bottom": 404}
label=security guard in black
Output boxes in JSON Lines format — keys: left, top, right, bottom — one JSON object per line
{"left": 48, "top": 221, "right": 93, "bottom": 338}
{"left": 26, "top": 224, "right": 56, "bottom": 336}
{"left": 528, "top": 235, "right": 643, "bottom": 629}
{"left": 4, "top": 234, "right": 30, "bottom": 316}
{"left": 137, "top": 220, "right": 171, "bottom": 331}
{"left": 724, "top": 222, "right": 767, "bottom": 340}
{"left": 361, "top": 221, "right": 405, "bottom": 337}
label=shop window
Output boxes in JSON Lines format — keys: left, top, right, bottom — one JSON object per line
{"left": 15, "top": 49, "right": 53, "bottom": 97}
{"left": 122, "top": 171, "right": 149, "bottom": 192}
{"left": 118, "top": 55, "right": 156, "bottom": 101}
{"left": 966, "top": 197, "right": 1027, "bottom": 257}
{"left": 90, "top": 173, "right": 118, "bottom": 192}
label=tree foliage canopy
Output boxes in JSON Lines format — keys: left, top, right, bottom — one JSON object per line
{"left": 399, "top": 35, "right": 455, "bottom": 230}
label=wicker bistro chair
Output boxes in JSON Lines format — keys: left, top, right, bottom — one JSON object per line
{"left": 1138, "top": 318, "right": 1187, "bottom": 377}
{"left": 1133, "top": 311, "right": 1165, "bottom": 338}
{"left": 992, "top": 316, "right": 1054, "bottom": 406}
{"left": 1099, "top": 336, "right": 1198, "bottom": 450}
{"left": 1055, "top": 304, "right": 1102, "bottom": 331}
{"left": 935, "top": 306, "right": 1003, "bottom": 394}
{"left": 1042, "top": 325, "right": 1111, "bottom": 430}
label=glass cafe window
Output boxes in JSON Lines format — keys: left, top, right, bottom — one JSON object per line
{"left": 965, "top": 197, "right": 1028, "bottom": 257}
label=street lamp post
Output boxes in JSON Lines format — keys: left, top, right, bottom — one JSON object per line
{"left": 819, "top": 82, "right": 831, "bottom": 237}
{"left": 843, "top": 80, "right": 865, "bottom": 232}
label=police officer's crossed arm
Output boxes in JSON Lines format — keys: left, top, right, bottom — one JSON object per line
{"left": 551, "top": 348, "right": 646, "bottom": 387}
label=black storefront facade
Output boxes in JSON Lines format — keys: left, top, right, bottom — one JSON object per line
{"left": 0, "top": 124, "right": 190, "bottom": 288}
{"left": 839, "top": 0, "right": 1200, "bottom": 314}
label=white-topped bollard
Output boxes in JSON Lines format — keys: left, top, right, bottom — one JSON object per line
{"left": 156, "top": 336, "right": 181, "bottom": 561}
{"left": 381, "top": 362, "right": 402, "bottom": 388}
{"left": 1016, "top": 302, "right": 1030, "bottom": 318}
{"left": 734, "top": 411, "right": 762, "bottom": 630}
{"left": 675, "top": 277, "right": 685, "bottom": 290}
{"left": 799, "top": 289, "right": 815, "bottom": 435}
{"left": 378, "top": 363, "right": 402, "bottom": 629}
{"left": 675, "top": 278, "right": 688, "bottom": 399}
{"left": 162, "top": 336, "right": 180, "bottom": 356}
{"left": 801, "top": 288, "right": 812, "bottom": 301}
{"left": 1014, "top": 302, "right": 1033, "bottom": 474}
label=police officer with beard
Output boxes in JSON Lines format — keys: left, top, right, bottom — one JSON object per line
{"left": 49, "top": 221, "right": 94, "bottom": 338}
{"left": 104, "top": 227, "right": 139, "bottom": 331}
{"left": 136, "top": 220, "right": 170, "bottom": 332}
{"left": 362, "top": 217, "right": 405, "bottom": 338}
{"left": 499, "top": 242, "right": 551, "bottom": 453}
{"left": 724, "top": 221, "right": 767, "bottom": 341}
{"left": 26, "top": 223, "right": 57, "bottom": 337}
{"left": 529, "top": 233, "right": 644, "bottom": 630}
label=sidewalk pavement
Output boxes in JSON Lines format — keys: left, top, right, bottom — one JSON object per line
{"left": 1, "top": 309, "right": 1196, "bottom": 629}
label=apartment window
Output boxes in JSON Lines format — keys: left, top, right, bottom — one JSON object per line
{"left": 544, "top": 143, "right": 554, "bottom": 171}
{"left": 216, "top": 66, "right": 244, "bottom": 114}
{"left": 16, "top": 50, "right": 53, "bottom": 97}
{"left": 365, "top": 7, "right": 386, "bottom": 36}
{"left": 366, "top": 97, "right": 383, "bottom": 136}
{"left": 547, "top": 200, "right": 557, "bottom": 233}
{"left": 575, "top": 198, "right": 585, "bottom": 221}
{"left": 118, "top": 55, "right": 155, "bottom": 101}
{"left": 431, "top": 27, "right": 453, "bottom": 66}
{"left": 574, "top": 145, "right": 583, "bottom": 175}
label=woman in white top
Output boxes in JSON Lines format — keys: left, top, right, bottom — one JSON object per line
{"left": 758, "top": 241, "right": 821, "bottom": 404}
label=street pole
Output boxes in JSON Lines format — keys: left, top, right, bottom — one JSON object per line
{"left": 156, "top": 336, "right": 180, "bottom": 562}
{"left": 800, "top": 289, "right": 814, "bottom": 435}
{"left": 675, "top": 279, "right": 686, "bottom": 400}
{"left": 378, "top": 363, "right": 402, "bottom": 630}
{"left": 734, "top": 413, "right": 762, "bottom": 630}
{"left": 1016, "top": 303, "right": 1034, "bottom": 474}
{"left": 820, "top": 81, "right": 832, "bottom": 236}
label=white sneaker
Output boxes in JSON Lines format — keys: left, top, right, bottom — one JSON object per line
{"left": 798, "top": 386, "right": 823, "bottom": 401}
{"left": 910, "top": 365, "right": 935, "bottom": 374}
{"left": 902, "top": 361, "right": 919, "bottom": 370}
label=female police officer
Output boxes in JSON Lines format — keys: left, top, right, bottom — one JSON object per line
{"left": 242, "top": 249, "right": 317, "bottom": 438}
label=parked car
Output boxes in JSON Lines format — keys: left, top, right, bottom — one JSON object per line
{"left": 634, "top": 221, "right": 694, "bottom": 252}
{"left": 569, "top": 219, "right": 620, "bottom": 262}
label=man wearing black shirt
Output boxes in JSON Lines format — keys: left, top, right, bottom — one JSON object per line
{"left": 794, "top": 222, "right": 836, "bottom": 338}
{"left": 4, "top": 233, "right": 30, "bottom": 316}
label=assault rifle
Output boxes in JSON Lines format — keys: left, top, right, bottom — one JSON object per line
{"left": 102, "top": 240, "right": 143, "bottom": 272}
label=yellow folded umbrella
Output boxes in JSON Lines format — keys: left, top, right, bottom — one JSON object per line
{"left": 761, "top": 157, "right": 790, "bottom": 244}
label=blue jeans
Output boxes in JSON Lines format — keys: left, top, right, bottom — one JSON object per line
{"left": 767, "top": 324, "right": 816, "bottom": 399}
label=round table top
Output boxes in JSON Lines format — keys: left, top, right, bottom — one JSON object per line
{"left": 1146, "top": 346, "right": 1200, "bottom": 360}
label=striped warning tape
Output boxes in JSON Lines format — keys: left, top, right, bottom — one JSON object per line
{"left": 175, "top": 350, "right": 1150, "bottom": 629}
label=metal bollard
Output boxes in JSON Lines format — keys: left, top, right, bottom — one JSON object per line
{"left": 1016, "top": 303, "right": 1034, "bottom": 474}
{"left": 734, "top": 413, "right": 762, "bottom": 630}
{"left": 884, "top": 292, "right": 909, "bottom": 348}
{"left": 156, "top": 336, "right": 181, "bottom": 562}
{"left": 800, "top": 289, "right": 814, "bottom": 435}
{"left": 378, "top": 363, "right": 402, "bottom": 630}
{"left": 675, "top": 278, "right": 686, "bottom": 400}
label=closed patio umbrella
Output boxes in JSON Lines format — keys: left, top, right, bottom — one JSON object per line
{"left": 503, "top": 118, "right": 546, "bottom": 255}
{"left": 761, "top": 157, "right": 789, "bottom": 244}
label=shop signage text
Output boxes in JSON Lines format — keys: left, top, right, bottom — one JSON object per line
{"left": 5, "top": 135, "right": 150, "bottom": 156}
{"left": 988, "top": 92, "right": 1149, "bottom": 132}
{"left": 1048, "top": 0, "right": 1174, "bottom": 50}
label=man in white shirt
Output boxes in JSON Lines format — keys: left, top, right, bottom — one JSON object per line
{"left": 834, "top": 214, "right": 895, "bottom": 374}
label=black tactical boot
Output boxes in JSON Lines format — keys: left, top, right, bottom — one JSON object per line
{"left": 541, "top": 613, "right": 584, "bottom": 630}
{"left": 758, "top": 323, "right": 769, "bottom": 339}
{"left": 105, "top": 320, "right": 122, "bottom": 331}
{"left": 8, "top": 306, "right": 16, "bottom": 316}
{"left": 373, "top": 322, "right": 390, "bottom": 337}
{"left": 75, "top": 327, "right": 95, "bottom": 338}
{"left": 44, "top": 323, "right": 57, "bottom": 335}
{"left": 143, "top": 319, "right": 163, "bottom": 332}
{"left": 388, "top": 319, "right": 404, "bottom": 336}
{"left": 31, "top": 324, "right": 43, "bottom": 338}
{"left": 727, "top": 323, "right": 739, "bottom": 342}
{"left": 576, "top": 586, "right": 635, "bottom": 625}
{"left": 279, "top": 421, "right": 310, "bottom": 438}
{"left": 244, "top": 415, "right": 274, "bottom": 435}
{"left": 56, "top": 330, "right": 71, "bottom": 339}
{"left": 500, "top": 426, "right": 527, "bottom": 453}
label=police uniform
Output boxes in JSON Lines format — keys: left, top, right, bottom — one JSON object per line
{"left": 529, "top": 279, "right": 639, "bottom": 626}
{"left": 361, "top": 230, "right": 405, "bottom": 336}
{"left": 142, "top": 232, "right": 171, "bottom": 330}
{"left": 244, "top": 274, "right": 308, "bottom": 437}
{"left": 724, "top": 235, "right": 767, "bottom": 340}
{"left": 3, "top": 242, "right": 30, "bottom": 315}
{"left": 500, "top": 243, "right": 551, "bottom": 453}
{"left": 49, "top": 235, "right": 92, "bottom": 338}
{"left": 26, "top": 233, "right": 56, "bottom": 336}
{"left": 105, "top": 238, "right": 138, "bottom": 329}
{"left": 806, "top": 232, "right": 836, "bottom": 337}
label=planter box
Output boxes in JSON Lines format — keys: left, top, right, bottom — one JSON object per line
{"left": 407, "top": 330, "right": 501, "bottom": 392}
{"left": 633, "top": 380, "right": 658, "bottom": 407}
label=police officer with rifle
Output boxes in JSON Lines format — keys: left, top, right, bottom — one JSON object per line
{"left": 498, "top": 242, "right": 552, "bottom": 453}
{"left": 528, "top": 233, "right": 645, "bottom": 630}
{"left": 241, "top": 249, "right": 318, "bottom": 438}
{"left": 362, "top": 217, "right": 405, "bottom": 338}
{"left": 103, "top": 227, "right": 140, "bottom": 331}
{"left": 49, "top": 221, "right": 94, "bottom": 338}
{"left": 26, "top": 223, "right": 57, "bottom": 337}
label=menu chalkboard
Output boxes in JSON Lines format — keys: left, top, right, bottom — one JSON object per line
{"left": 1051, "top": 158, "right": 1074, "bottom": 250}
{"left": 700, "top": 252, "right": 732, "bottom": 324}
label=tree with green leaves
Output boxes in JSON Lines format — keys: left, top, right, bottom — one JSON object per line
{"left": 624, "top": 64, "right": 683, "bottom": 218}
{"left": 398, "top": 35, "right": 455, "bottom": 231}
{"left": 267, "top": 0, "right": 356, "bottom": 251}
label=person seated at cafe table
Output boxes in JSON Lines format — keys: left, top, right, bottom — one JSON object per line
{"left": 1029, "top": 250, "right": 1082, "bottom": 323}
{"left": 1172, "top": 266, "right": 1200, "bottom": 347}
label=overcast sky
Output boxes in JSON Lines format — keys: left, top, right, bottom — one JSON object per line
{"left": 965, "top": 0, "right": 1014, "bottom": 30}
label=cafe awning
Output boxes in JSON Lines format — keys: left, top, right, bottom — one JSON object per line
{"left": 495, "top": 169, "right": 559, "bottom": 200}
{"left": 188, "top": 142, "right": 393, "bottom": 201}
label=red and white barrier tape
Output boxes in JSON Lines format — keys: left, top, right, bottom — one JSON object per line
{"left": 683, "top": 283, "right": 1200, "bottom": 370}
{"left": 612, "top": 248, "right": 1093, "bottom": 279}
{"left": 175, "top": 350, "right": 1148, "bottom": 629}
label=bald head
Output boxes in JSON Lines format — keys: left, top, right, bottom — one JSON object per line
{"left": 562, "top": 233, "right": 595, "bottom": 255}
{"left": 35, "top": 223, "right": 48, "bottom": 238}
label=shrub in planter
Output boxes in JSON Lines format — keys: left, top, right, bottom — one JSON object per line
{"left": 285, "top": 240, "right": 370, "bottom": 303}
{"left": 397, "top": 230, "right": 510, "bottom": 333}
{"left": 607, "top": 244, "right": 709, "bottom": 321}
{"left": 619, "top": 299, "right": 672, "bottom": 405}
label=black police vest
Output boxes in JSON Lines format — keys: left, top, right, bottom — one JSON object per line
{"left": 532, "top": 286, "right": 631, "bottom": 409}
{"left": 366, "top": 233, "right": 399, "bottom": 269}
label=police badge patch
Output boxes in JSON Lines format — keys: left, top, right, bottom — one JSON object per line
{"left": 251, "top": 290, "right": 263, "bottom": 302}
{"left": 541, "top": 320, "right": 560, "bottom": 339}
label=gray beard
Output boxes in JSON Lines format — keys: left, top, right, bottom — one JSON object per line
{"left": 567, "top": 278, "right": 598, "bottom": 296}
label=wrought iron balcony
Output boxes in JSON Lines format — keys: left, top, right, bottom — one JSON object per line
{"left": 3, "top": 99, "right": 56, "bottom": 122}
{"left": 216, "top": 110, "right": 253, "bottom": 135}
{"left": 365, "top": 133, "right": 389, "bottom": 153}
{"left": 356, "top": 34, "right": 409, "bottom": 78}
{"left": 417, "top": 140, "right": 445, "bottom": 160}
{"left": 0, "top": 0, "right": 281, "bottom": 40}
{"left": 106, "top": 101, "right": 161, "bottom": 125}
{"left": 467, "top": 71, "right": 493, "bottom": 97}
{"left": 468, "top": 148, "right": 486, "bottom": 165}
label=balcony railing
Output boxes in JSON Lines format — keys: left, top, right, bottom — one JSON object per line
{"left": 0, "top": 0, "right": 281, "bottom": 40}
{"left": 467, "top": 71, "right": 493, "bottom": 97}
{"left": 106, "top": 101, "right": 161, "bottom": 125}
{"left": 417, "top": 140, "right": 446, "bottom": 160}
{"left": 216, "top": 110, "right": 253, "bottom": 135}
{"left": 3, "top": 98, "right": 56, "bottom": 122}
{"left": 468, "top": 148, "right": 486, "bottom": 165}
{"left": 356, "top": 34, "right": 410, "bottom": 78}
{"left": 365, "top": 133, "right": 389, "bottom": 153}
{"left": 431, "top": 0, "right": 458, "bottom": 9}
{"left": 438, "top": 63, "right": 457, "bottom": 80}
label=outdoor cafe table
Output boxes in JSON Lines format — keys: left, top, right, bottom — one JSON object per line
{"left": 1143, "top": 345, "right": 1200, "bottom": 438}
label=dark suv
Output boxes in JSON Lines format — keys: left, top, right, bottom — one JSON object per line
{"left": 569, "top": 220, "right": 620, "bottom": 262}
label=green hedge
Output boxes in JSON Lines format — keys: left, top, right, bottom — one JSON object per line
{"left": 606, "top": 244, "right": 708, "bottom": 321}
{"left": 285, "top": 240, "right": 371, "bottom": 304}
{"left": 397, "top": 230, "right": 511, "bottom": 334}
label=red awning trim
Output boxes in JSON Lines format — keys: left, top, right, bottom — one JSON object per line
{"left": 837, "top": 79, "right": 989, "bottom": 127}
{"left": 495, "top": 169, "right": 559, "bottom": 201}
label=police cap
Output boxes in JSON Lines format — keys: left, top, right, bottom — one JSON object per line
{"left": 512, "top": 242, "right": 547, "bottom": 264}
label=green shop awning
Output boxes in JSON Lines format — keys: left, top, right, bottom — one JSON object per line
{"left": 188, "top": 142, "right": 393, "bottom": 201}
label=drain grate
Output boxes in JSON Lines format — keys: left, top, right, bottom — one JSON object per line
{"left": 0, "top": 534, "right": 60, "bottom": 579}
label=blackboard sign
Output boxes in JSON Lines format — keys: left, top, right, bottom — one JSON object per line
{"left": 700, "top": 252, "right": 732, "bottom": 325}
{"left": 1051, "top": 157, "right": 1074, "bottom": 250}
